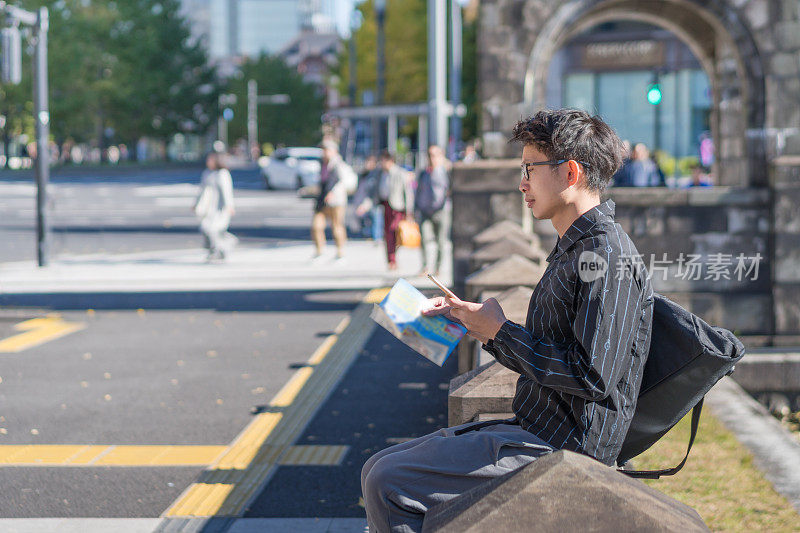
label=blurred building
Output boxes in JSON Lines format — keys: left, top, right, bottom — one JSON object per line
{"left": 180, "top": 0, "right": 337, "bottom": 63}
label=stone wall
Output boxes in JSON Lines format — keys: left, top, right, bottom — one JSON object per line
{"left": 451, "top": 161, "right": 779, "bottom": 344}
{"left": 476, "top": 0, "right": 800, "bottom": 186}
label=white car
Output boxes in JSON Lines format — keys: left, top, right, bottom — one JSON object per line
{"left": 259, "top": 147, "right": 322, "bottom": 190}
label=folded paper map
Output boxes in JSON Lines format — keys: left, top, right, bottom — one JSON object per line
{"left": 370, "top": 278, "right": 467, "bottom": 366}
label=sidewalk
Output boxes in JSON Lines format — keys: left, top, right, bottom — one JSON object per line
{"left": 0, "top": 240, "right": 450, "bottom": 294}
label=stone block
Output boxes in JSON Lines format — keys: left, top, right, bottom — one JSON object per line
{"left": 448, "top": 361, "right": 517, "bottom": 426}
{"left": 774, "top": 283, "right": 800, "bottom": 335}
{"left": 732, "top": 352, "right": 800, "bottom": 392}
{"left": 469, "top": 234, "right": 546, "bottom": 271}
{"left": 774, "top": 233, "right": 800, "bottom": 282}
{"left": 773, "top": 187, "right": 800, "bottom": 233}
{"left": 775, "top": 22, "right": 800, "bottom": 50}
{"left": 488, "top": 193, "right": 525, "bottom": 226}
{"left": 472, "top": 220, "right": 535, "bottom": 247}
{"left": 770, "top": 52, "right": 800, "bottom": 77}
{"left": 422, "top": 451, "right": 709, "bottom": 533}
{"left": 465, "top": 255, "right": 547, "bottom": 300}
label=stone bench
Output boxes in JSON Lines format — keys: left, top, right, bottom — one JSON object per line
{"left": 422, "top": 450, "right": 709, "bottom": 532}
{"left": 448, "top": 360, "right": 516, "bottom": 426}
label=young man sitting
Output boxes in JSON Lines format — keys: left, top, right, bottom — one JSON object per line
{"left": 361, "top": 109, "right": 655, "bottom": 532}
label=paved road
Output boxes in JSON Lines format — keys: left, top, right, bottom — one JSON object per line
{"left": 0, "top": 166, "right": 313, "bottom": 263}
{"left": 0, "top": 165, "right": 457, "bottom": 531}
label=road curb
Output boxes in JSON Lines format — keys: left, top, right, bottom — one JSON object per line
{"left": 155, "top": 295, "right": 381, "bottom": 531}
{"left": 706, "top": 376, "right": 800, "bottom": 512}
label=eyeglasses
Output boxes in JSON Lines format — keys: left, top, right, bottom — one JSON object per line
{"left": 521, "top": 159, "right": 591, "bottom": 181}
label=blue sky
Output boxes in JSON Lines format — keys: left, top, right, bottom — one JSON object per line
{"left": 334, "top": 0, "right": 358, "bottom": 37}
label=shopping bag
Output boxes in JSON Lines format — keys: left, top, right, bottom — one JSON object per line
{"left": 397, "top": 218, "right": 421, "bottom": 248}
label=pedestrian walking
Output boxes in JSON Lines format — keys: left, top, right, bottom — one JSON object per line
{"left": 414, "top": 145, "right": 450, "bottom": 276}
{"left": 194, "top": 152, "right": 236, "bottom": 262}
{"left": 355, "top": 151, "right": 413, "bottom": 271}
{"left": 312, "top": 139, "right": 354, "bottom": 261}
{"left": 353, "top": 155, "right": 384, "bottom": 241}
{"left": 629, "top": 143, "right": 663, "bottom": 187}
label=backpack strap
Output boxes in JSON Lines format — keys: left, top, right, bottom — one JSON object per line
{"left": 618, "top": 398, "right": 704, "bottom": 480}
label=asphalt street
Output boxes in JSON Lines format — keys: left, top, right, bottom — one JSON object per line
{"left": 0, "top": 164, "right": 457, "bottom": 527}
{"left": 0, "top": 165, "right": 316, "bottom": 263}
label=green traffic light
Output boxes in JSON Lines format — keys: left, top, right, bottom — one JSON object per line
{"left": 647, "top": 83, "right": 662, "bottom": 105}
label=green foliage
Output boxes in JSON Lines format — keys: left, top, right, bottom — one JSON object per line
{"left": 224, "top": 55, "right": 325, "bottom": 147}
{"left": 460, "top": 11, "right": 478, "bottom": 142}
{"left": 338, "top": 0, "right": 428, "bottom": 105}
{"left": 337, "top": 0, "right": 478, "bottom": 144}
{"left": 655, "top": 152, "right": 701, "bottom": 177}
{"left": 3, "top": 0, "right": 218, "bottom": 145}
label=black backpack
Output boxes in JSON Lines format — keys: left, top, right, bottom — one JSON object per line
{"left": 616, "top": 293, "right": 746, "bottom": 479}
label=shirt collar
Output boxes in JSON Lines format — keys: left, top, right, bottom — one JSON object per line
{"left": 546, "top": 199, "right": 616, "bottom": 263}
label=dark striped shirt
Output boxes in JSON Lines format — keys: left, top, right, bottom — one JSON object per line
{"left": 483, "top": 199, "right": 654, "bottom": 465}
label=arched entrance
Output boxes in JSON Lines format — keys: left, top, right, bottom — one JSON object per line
{"left": 480, "top": 0, "right": 767, "bottom": 187}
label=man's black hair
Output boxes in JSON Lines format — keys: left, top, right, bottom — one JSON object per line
{"left": 379, "top": 150, "right": 394, "bottom": 161}
{"left": 510, "top": 108, "right": 624, "bottom": 191}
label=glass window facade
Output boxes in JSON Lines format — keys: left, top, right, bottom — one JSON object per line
{"left": 563, "top": 68, "right": 710, "bottom": 158}
{"left": 552, "top": 22, "right": 713, "bottom": 159}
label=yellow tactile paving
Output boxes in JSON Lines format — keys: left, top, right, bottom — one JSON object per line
{"left": 214, "top": 413, "right": 283, "bottom": 470}
{"left": 0, "top": 316, "right": 86, "bottom": 353}
{"left": 94, "top": 445, "right": 227, "bottom": 466}
{"left": 0, "top": 445, "right": 226, "bottom": 466}
{"left": 163, "top": 305, "right": 375, "bottom": 519}
{"left": 364, "top": 287, "right": 391, "bottom": 304}
{"left": 278, "top": 445, "right": 349, "bottom": 466}
{"left": 270, "top": 366, "right": 314, "bottom": 407}
{"left": 64, "top": 445, "right": 109, "bottom": 464}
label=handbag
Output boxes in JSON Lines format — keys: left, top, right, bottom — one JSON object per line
{"left": 397, "top": 218, "right": 421, "bottom": 248}
{"left": 617, "top": 293, "right": 745, "bottom": 478}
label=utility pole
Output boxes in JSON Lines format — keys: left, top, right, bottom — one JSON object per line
{"left": 448, "top": 0, "right": 463, "bottom": 160}
{"left": 1, "top": 2, "right": 50, "bottom": 266}
{"left": 246, "top": 79, "right": 289, "bottom": 159}
{"left": 34, "top": 7, "right": 49, "bottom": 267}
{"left": 218, "top": 93, "right": 237, "bottom": 148}
{"left": 374, "top": 0, "right": 386, "bottom": 153}
{"left": 247, "top": 79, "right": 257, "bottom": 161}
{"left": 428, "top": 0, "right": 447, "bottom": 148}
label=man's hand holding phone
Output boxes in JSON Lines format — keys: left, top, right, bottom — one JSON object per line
{"left": 422, "top": 275, "right": 507, "bottom": 344}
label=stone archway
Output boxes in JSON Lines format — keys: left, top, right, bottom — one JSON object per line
{"left": 478, "top": 0, "right": 775, "bottom": 187}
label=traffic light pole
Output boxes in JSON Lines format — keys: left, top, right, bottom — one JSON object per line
{"left": 1, "top": 2, "right": 50, "bottom": 266}
{"left": 34, "top": 8, "right": 49, "bottom": 267}
{"left": 245, "top": 80, "right": 289, "bottom": 160}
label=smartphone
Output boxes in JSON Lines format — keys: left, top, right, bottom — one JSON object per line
{"left": 427, "top": 273, "right": 457, "bottom": 299}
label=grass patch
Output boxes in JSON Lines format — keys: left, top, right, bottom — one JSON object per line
{"left": 634, "top": 409, "right": 799, "bottom": 531}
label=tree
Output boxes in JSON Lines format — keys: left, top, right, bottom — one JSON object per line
{"left": 338, "top": 0, "right": 428, "bottom": 106}
{"left": 110, "top": 0, "right": 218, "bottom": 143}
{"left": 224, "top": 55, "right": 325, "bottom": 148}
{"left": 337, "top": 0, "right": 479, "bottom": 144}
{"left": 5, "top": 0, "right": 219, "bottom": 152}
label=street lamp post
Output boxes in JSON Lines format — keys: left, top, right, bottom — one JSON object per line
{"left": 246, "top": 79, "right": 290, "bottom": 160}
{"left": 449, "top": 0, "right": 463, "bottom": 160}
{"left": 374, "top": 0, "right": 386, "bottom": 153}
{"left": 348, "top": 10, "right": 362, "bottom": 106}
{"left": 428, "top": 0, "right": 447, "bottom": 148}
{"left": 0, "top": 2, "right": 50, "bottom": 266}
{"left": 218, "top": 92, "right": 237, "bottom": 148}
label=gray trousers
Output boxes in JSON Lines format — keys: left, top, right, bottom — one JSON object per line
{"left": 418, "top": 205, "right": 450, "bottom": 273}
{"left": 361, "top": 420, "right": 555, "bottom": 533}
